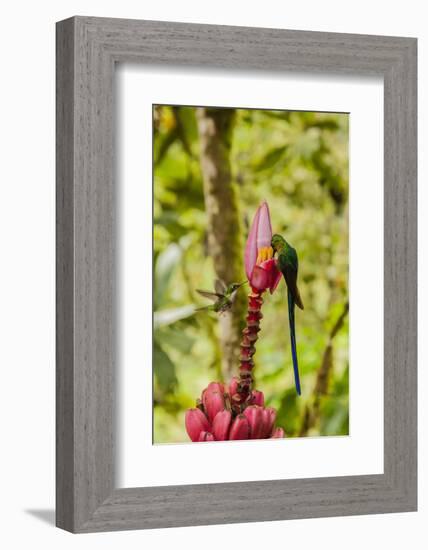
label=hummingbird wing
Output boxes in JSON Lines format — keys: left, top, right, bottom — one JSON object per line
{"left": 196, "top": 289, "right": 222, "bottom": 302}
{"left": 279, "top": 249, "right": 304, "bottom": 310}
{"left": 214, "top": 279, "right": 227, "bottom": 295}
{"left": 283, "top": 268, "right": 304, "bottom": 310}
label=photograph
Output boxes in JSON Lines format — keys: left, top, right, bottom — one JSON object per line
{"left": 153, "top": 104, "right": 349, "bottom": 444}
{"left": 0, "top": 2, "right": 418, "bottom": 542}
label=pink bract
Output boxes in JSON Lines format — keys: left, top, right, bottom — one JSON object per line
{"left": 250, "top": 259, "right": 282, "bottom": 294}
{"left": 244, "top": 202, "right": 282, "bottom": 293}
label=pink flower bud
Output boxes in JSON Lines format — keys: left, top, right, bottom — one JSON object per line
{"left": 198, "top": 431, "right": 215, "bottom": 442}
{"left": 251, "top": 390, "right": 264, "bottom": 407}
{"left": 271, "top": 427, "right": 285, "bottom": 438}
{"left": 229, "top": 414, "right": 251, "bottom": 440}
{"left": 203, "top": 390, "right": 225, "bottom": 423}
{"left": 261, "top": 407, "right": 277, "bottom": 438}
{"left": 212, "top": 410, "right": 232, "bottom": 441}
{"left": 245, "top": 201, "right": 272, "bottom": 280}
{"left": 185, "top": 408, "right": 211, "bottom": 442}
{"left": 244, "top": 405, "right": 264, "bottom": 439}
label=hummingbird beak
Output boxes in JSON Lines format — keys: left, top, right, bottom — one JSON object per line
{"left": 238, "top": 281, "right": 248, "bottom": 288}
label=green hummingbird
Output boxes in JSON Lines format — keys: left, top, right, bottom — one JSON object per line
{"left": 271, "top": 234, "right": 304, "bottom": 396}
{"left": 195, "top": 280, "right": 246, "bottom": 314}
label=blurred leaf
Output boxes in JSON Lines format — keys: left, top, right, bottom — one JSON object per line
{"left": 155, "top": 127, "right": 179, "bottom": 164}
{"left": 154, "top": 305, "right": 195, "bottom": 329}
{"left": 254, "top": 145, "right": 288, "bottom": 172}
{"left": 154, "top": 243, "right": 182, "bottom": 309}
{"left": 332, "top": 363, "right": 349, "bottom": 396}
{"left": 313, "top": 120, "right": 340, "bottom": 131}
{"left": 320, "top": 398, "right": 349, "bottom": 435}
{"left": 153, "top": 341, "right": 177, "bottom": 394}
{"left": 276, "top": 389, "right": 300, "bottom": 437}
{"left": 156, "top": 327, "right": 196, "bottom": 353}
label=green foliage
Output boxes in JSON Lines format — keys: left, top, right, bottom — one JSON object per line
{"left": 153, "top": 105, "right": 349, "bottom": 443}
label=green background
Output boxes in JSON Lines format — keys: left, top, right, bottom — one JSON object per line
{"left": 153, "top": 105, "right": 349, "bottom": 443}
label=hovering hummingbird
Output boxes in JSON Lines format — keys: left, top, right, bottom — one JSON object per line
{"left": 271, "top": 234, "right": 304, "bottom": 395}
{"left": 195, "top": 280, "right": 247, "bottom": 314}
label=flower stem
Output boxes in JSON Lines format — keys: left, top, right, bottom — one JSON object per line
{"left": 236, "top": 290, "right": 265, "bottom": 403}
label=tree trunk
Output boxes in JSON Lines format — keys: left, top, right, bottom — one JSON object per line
{"left": 196, "top": 107, "right": 246, "bottom": 380}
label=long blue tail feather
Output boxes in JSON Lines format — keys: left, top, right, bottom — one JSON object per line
{"left": 287, "top": 290, "right": 301, "bottom": 395}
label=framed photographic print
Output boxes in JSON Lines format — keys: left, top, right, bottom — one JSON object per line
{"left": 56, "top": 16, "right": 417, "bottom": 532}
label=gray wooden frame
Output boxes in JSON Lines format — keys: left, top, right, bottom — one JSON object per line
{"left": 56, "top": 16, "right": 417, "bottom": 533}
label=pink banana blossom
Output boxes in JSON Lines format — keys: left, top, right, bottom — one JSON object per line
{"left": 185, "top": 382, "right": 284, "bottom": 442}
{"left": 245, "top": 201, "right": 282, "bottom": 294}
{"left": 235, "top": 201, "right": 282, "bottom": 402}
{"left": 184, "top": 201, "right": 286, "bottom": 443}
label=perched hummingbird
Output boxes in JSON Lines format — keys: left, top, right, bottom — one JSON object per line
{"left": 271, "top": 234, "right": 304, "bottom": 396}
{"left": 195, "top": 280, "right": 246, "bottom": 314}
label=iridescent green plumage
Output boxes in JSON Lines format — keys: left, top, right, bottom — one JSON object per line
{"left": 271, "top": 234, "right": 304, "bottom": 395}
{"left": 196, "top": 280, "right": 246, "bottom": 314}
